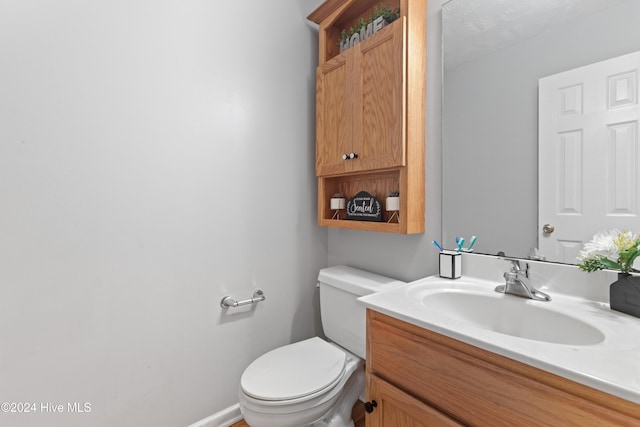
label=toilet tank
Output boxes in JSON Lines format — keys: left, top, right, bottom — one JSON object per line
{"left": 317, "top": 266, "right": 405, "bottom": 359}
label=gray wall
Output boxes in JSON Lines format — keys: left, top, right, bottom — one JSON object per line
{"left": 0, "top": 1, "right": 325, "bottom": 426}
{"left": 443, "top": 0, "right": 640, "bottom": 259}
{"left": 327, "top": 1, "right": 443, "bottom": 282}
{"left": 0, "top": 1, "right": 445, "bottom": 425}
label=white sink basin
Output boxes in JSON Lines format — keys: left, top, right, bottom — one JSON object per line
{"left": 419, "top": 289, "right": 605, "bottom": 345}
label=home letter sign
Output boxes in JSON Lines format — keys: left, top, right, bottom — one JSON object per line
{"left": 339, "top": 16, "right": 386, "bottom": 53}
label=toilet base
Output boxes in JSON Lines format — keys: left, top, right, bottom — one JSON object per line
{"left": 315, "top": 368, "right": 364, "bottom": 427}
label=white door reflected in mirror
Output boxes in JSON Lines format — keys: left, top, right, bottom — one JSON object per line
{"left": 538, "top": 50, "right": 640, "bottom": 264}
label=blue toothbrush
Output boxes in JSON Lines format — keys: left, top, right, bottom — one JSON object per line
{"left": 432, "top": 240, "right": 444, "bottom": 252}
{"left": 456, "top": 238, "right": 465, "bottom": 253}
{"left": 467, "top": 236, "right": 477, "bottom": 251}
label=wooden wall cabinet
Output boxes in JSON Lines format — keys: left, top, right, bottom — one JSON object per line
{"left": 366, "top": 310, "right": 640, "bottom": 426}
{"left": 316, "top": 19, "right": 405, "bottom": 176}
{"left": 308, "top": 0, "right": 425, "bottom": 234}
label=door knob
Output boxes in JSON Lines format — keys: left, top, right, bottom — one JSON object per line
{"left": 543, "top": 224, "right": 555, "bottom": 234}
{"left": 364, "top": 400, "right": 377, "bottom": 413}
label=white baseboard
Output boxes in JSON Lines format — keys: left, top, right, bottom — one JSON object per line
{"left": 188, "top": 403, "right": 242, "bottom": 427}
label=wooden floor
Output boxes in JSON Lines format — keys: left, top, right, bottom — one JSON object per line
{"left": 231, "top": 400, "right": 365, "bottom": 427}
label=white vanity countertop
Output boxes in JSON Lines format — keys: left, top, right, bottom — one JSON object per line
{"left": 359, "top": 271, "right": 640, "bottom": 405}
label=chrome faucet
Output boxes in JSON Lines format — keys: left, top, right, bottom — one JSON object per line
{"left": 495, "top": 258, "right": 551, "bottom": 301}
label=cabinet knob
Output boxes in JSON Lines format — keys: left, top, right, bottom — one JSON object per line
{"left": 342, "top": 153, "right": 349, "bottom": 161}
{"left": 349, "top": 152, "right": 358, "bottom": 159}
{"left": 364, "top": 400, "right": 378, "bottom": 414}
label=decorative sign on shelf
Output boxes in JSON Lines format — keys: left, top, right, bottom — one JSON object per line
{"left": 339, "top": 16, "right": 386, "bottom": 53}
{"left": 337, "top": 3, "right": 400, "bottom": 53}
{"left": 346, "top": 191, "right": 383, "bottom": 222}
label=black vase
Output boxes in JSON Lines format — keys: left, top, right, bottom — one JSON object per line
{"left": 610, "top": 273, "right": 640, "bottom": 318}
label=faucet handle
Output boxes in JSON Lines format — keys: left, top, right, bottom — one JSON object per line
{"left": 500, "top": 257, "right": 529, "bottom": 277}
{"left": 500, "top": 257, "right": 520, "bottom": 270}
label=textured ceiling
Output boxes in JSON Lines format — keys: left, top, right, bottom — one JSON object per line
{"left": 443, "top": 0, "right": 630, "bottom": 69}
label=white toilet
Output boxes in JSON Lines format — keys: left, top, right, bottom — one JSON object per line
{"left": 238, "top": 265, "right": 403, "bottom": 427}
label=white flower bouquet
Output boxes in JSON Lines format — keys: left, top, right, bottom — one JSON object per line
{"left": 577, "top": 230, "right": 640, "bottom": 274}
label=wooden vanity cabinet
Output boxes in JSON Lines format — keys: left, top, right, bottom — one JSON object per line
{"left": 366, "top": 310, "right": 640, "bottom": 426}
{"left": 308, "top": 0, "right": 425, "bottom": 234}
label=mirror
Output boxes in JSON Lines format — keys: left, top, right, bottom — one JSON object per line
{"left": 442, "top": 0, "right": 640, "bottom": 263}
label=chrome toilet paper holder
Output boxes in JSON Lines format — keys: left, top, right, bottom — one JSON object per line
{"left": 220, "top": 289, "right": 265, "bottom": 308}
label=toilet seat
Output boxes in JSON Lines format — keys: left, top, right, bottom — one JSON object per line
{"left": 239, "top": 339, "right": 364, "bottom": 427}
{"left": 241, "top": 337, "right": 347, "bottom": 402}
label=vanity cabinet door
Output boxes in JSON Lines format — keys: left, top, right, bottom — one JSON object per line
{"left": 366, "top": 375, "right": 462, "bottom": 427}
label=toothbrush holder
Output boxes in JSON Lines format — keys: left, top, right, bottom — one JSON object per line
{"left": 439, "top": 250, "right": 462, "bottom": 279}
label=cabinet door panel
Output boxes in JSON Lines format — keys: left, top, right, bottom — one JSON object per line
{"left": 316, "top": 54, "right": 351, "bottom": 176}
{"left": 367, "top": 375, "right": 462, "bottom": 427}
{"left": 356, "top": 19, "right": 405, "bottom": 171}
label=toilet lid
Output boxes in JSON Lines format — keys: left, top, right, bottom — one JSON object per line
{"left": 240, "top": 337, "right": 346, "bottom": 401}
